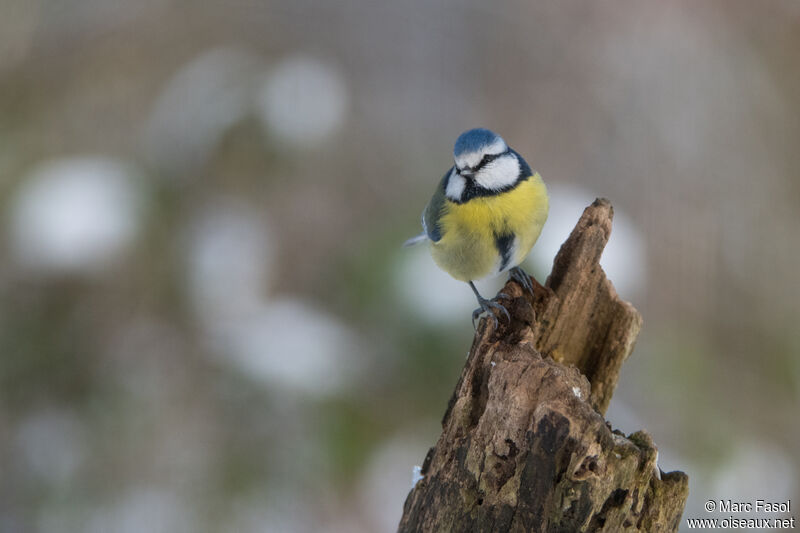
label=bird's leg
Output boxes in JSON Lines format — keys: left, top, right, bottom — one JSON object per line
{"left": 468, "top": 281, "right": 510, "bottom": 330}
{"left": 509, "top": 266, "right": 535, "bottom": 297}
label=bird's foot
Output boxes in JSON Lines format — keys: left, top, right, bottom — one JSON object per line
{"left": 509, "top": 266, "right": 535, "bottom": 297}
{"left": 471, "top": 295, "right": 511, "bottom": 330}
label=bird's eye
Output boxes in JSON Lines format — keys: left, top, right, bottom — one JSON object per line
{"left": 477, "top": 153, "right": 499, "bottom": 169}
{"left": 476, "top": 149, "right": 510, "bottom": 170}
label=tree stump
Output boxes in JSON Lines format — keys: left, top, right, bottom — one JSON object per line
{"left": 398, "top": 199, "right": 688, "bottom": 532}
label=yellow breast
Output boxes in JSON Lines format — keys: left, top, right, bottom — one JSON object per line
{"left": 430, "top": 173, "right": 548, "bottom": 282}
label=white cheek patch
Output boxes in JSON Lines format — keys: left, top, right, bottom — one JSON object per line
{"left": 445, "top": 171, "right": 466, "bottom": 201}
{"left": 475, "top": 154, "right": 520, "bottom": 191}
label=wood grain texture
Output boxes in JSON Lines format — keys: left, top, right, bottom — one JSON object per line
{"left": 398, "top": 199, "right": 688, "bottom": 533}
{"left": 535, "top": 198, "right": 642, "bottom": 414}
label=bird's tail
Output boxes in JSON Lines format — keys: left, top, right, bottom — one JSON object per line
{"left": 403, "top": 233, "right": 428, "bottom": 247}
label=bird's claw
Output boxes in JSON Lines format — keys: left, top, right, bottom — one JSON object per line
{"left": 510, "top": 266, "right": 535, "bottom": 297}
{"left": 472, "top": 297, "right": 511, "bottom": 330}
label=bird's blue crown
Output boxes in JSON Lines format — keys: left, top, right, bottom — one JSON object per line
{"left": 453, "top": 128, "right": 504, "bottom": 157}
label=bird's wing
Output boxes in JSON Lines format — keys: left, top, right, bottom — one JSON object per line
{"left": 421, "top": 167, "right": 452, "bottom": 243}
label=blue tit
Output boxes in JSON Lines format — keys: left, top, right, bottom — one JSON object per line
{"left": 405, "top": 128, "right": 549, "bottom": 328}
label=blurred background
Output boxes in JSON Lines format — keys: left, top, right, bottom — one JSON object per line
{"left": 1, "top": 1, "right": 799, "bottom": 531}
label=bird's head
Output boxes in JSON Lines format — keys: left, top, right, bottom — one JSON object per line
{"left": 447, "top": 128, "right": 523, "bottom": 201}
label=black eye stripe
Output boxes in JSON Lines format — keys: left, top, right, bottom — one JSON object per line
{"left": 478, "top": 154, "right": 497, "bottom": 168}
{"left": 474, "top": 149, "right": 509, "bottom": 171}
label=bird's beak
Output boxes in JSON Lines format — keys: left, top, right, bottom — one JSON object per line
{"left": 459, "top": 169, "right": 474, "bottom": 178}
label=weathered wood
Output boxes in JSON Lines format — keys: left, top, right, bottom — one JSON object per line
{"left": 534, "top": 198, "right": 642, "bottom": 414}
{"left": 398, "top": 199, "right": 688, "bottom": 533}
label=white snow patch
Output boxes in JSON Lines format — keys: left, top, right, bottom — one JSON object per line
{"left": 257, "top": 55, "right": 348, "bottom": 147}
{"left": 185, "top": 199, "right": 274, "bottom": 323}
{"left": 412, "top": 465, "right": 424, "bottom": 487}
{"left": 358, "top": 435, "right": 432, "bottom": 533}
{"left": 8, "top": 157, "right": 141, "bottom": 276}
{"left": 572, "top": 386, "right": 582, "bottom": 399}
{"left": 207, "top": 298, "right": 361, "bottom": 396}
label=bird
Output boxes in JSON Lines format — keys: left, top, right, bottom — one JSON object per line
{"left": 405, "top": 128, "right": 549, "bottom": 329}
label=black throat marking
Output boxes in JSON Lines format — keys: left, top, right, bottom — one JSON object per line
{"left": 494, "top": 232, "right": 515, "bottom": 272}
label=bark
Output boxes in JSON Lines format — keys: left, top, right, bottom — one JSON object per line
{"left": 398, "top": 199, "right": 688, "bottom": 533}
